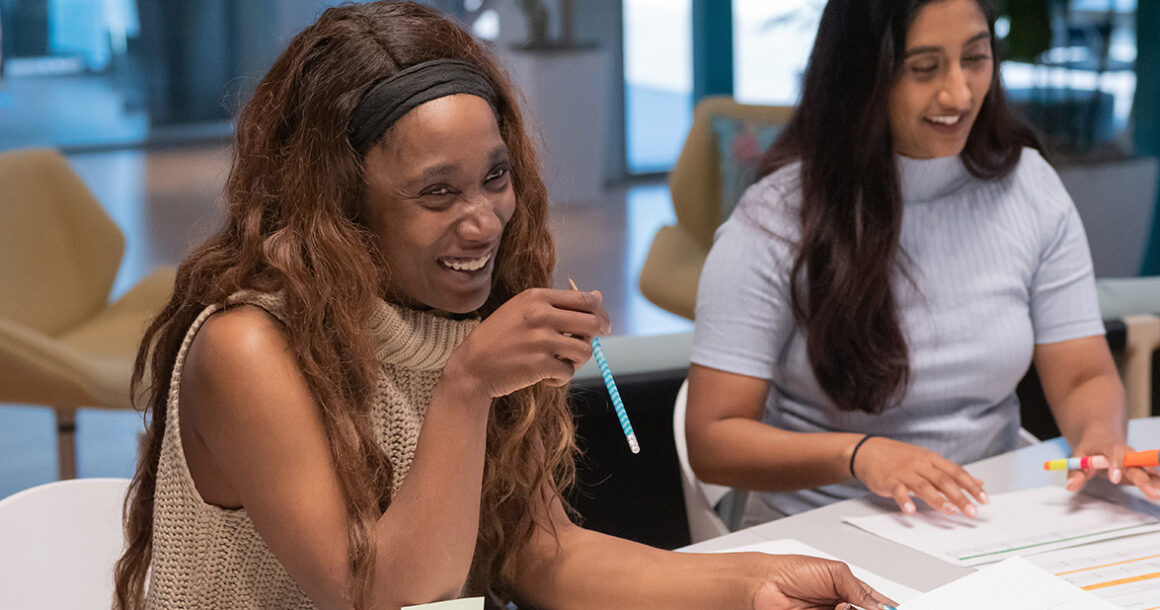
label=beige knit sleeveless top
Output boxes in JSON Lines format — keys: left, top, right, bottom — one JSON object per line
{"left": 145, "top": 291, "right": 478, "bottom": 608}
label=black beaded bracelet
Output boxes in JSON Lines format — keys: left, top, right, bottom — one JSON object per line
{"left": 849, "top": 434, "right": 878, "bottom": 479}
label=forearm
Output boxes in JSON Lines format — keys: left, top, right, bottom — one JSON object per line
{"left": 511, "top": 523, "right": 759, "bottom": 609}
{"left": 1047, "top": 371, "right": 1126, "bottom": 449}
{"left": 372, "top": 377, "right": 491, "bottom": 606}
{"left": 692, "top": 417, "right": 864, "bottom": 492}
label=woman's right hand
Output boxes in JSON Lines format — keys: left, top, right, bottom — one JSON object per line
{"left": 851, "top": 436, "right": 988, "bottom": 518}
{"left": 749, "top": 553, "right": 896, "bottom": 610}
{"left": 446, "top": 287, "right": 611, "bottom": 398}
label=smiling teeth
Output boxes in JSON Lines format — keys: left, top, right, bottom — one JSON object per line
{"left": 443, "top": 254, "right": 490, "bottom": 272}
{"left": 929, "top": 115, "right": 961, "bottom": 125}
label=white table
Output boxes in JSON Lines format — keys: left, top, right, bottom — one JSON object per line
{"left": 685, "top": 417, "right": 1160, "bottom": 592}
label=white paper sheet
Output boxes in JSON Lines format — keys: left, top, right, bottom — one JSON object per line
{"left": 897, "top": 557, "right": 1120, "bottom": 609}
{"left": 1026, "top": 530, "right": 1160, "bottom": 610}
{"left": 709, "top": 538, "right": 922, "bottom": 604}
{"left": 843, "top": 485, "right": 1160, "bottom": 566}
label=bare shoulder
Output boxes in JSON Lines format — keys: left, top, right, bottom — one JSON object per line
{"left": 182, "top": 304, "right": 313, "bottom": 425}
{"left": 189, "top": 304, "right": 291, "bottom": 366}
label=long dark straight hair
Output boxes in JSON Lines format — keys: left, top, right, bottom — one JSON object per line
{"left": 760, "top": 0, "right": 1042, "bottom": 414}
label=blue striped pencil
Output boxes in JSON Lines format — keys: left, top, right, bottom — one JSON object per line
{"left": 569, "top": 279, "right": 640, "bottom": 454}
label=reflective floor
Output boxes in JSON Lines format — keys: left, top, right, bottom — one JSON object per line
{"left": 0, "top": 144, "right": 692, "bottom": 499}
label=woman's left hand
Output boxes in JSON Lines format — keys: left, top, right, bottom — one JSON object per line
{"left": 750, "top": 553, "right": 896, "bottom": 610}
{"left": 1066, "top": 430, "right": 1160, "bottom": 501}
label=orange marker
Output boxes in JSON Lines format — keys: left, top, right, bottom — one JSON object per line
{"left": 1043, "top": 450, "right": 1160, "bottom": 471}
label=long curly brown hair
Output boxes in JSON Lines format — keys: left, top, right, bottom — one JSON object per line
{"left": 113, "top": 2, "right": 575, "bottom": 607}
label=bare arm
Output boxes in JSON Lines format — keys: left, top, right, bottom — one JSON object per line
{"left": 183, "top": 307, "right": 492, "bottom": 608}
{"left": 181, "top": 289, "right": 610, "bottom": 608}
{"left": 686, "top": 363, "right": 986, "bottom": 517}
{"left": 685, "top": 364, "right": 863, "bottom": 491}
{"left": 1035, "top": 335, "right": 1160, "bottom": 499}
{"left": 509, "top": 491, "right": 893, "bottom": 609}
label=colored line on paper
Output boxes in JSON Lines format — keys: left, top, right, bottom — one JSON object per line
{"left": 1054, "top": 553, "right": 1160, "bottom": 576}
{"left": 957, "top": 523, "right": 1157, "bottom": 562}
{"left": 1082, "top": 571, "right": 1160, "bottom": 591}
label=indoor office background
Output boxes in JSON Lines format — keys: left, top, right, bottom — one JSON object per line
{"left": 1, "top": 0, "right": 1158, "bottom": 506}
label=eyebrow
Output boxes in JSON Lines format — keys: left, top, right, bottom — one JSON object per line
{"left": 904, "top": 31, "right": 991, "bottom": 58}
{"left": 412, "top": 144, "right": 509, "bottom": 184}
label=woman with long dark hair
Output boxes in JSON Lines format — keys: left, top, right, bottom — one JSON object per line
{"left": 687, "top": 0, "right": 1159, "bottom": 526}
{"left": 112, "top": 2, "right": 894, "bottom": 608}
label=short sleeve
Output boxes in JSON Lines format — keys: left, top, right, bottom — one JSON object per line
{"left": 691, "top": 211, "right": 795, "bottom": 380}
{"left": 1028, "top": 163, "right": 1105, "bottom": 344}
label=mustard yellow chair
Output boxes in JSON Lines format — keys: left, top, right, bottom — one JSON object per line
{"left": 639, "top": 97, "right": 795, "bottom": 320}
{"left": 0, "top": 148, "right": 175, "bottom": 480}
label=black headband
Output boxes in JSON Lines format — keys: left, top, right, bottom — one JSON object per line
{"left": 348, "top": 58, "right": 498, "bottom": 154}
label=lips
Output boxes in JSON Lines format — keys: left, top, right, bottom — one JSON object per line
{"left": 926, "top": 114, "right": 962, "bottom": 126}
{"left": 438, "top": 252, "right": 492, "bottom": 273}
{"left": 923, "top": 112, "right": 971, "bottom": 136}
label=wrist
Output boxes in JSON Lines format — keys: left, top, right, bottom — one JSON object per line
{"left": 435, "top": 357, "right": 491, "bottom": 414}
{"left": 1071, "top": 422, "right": 1125, "bottom": 452}
{"left": 848, "top": 434, "right": 877, "bottom": 481}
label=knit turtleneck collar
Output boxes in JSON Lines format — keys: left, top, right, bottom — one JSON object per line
{"left": 224, "top": 290, "right": 477, "bottom": 372}
{"left": 368, "top": 299, "right": 478, "bottom": 371}
{"left": 897, "top": 154, "right": 972, "bottom": 203}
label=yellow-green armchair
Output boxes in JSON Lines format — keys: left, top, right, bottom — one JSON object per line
{"left": 0, "top": 148, "right": 175, "bottom": 479}
{"left": 639, "top": 97, "right": 794, "bottom": 320}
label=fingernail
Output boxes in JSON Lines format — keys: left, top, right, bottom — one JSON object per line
{"left": 964, "top": 504, "right": 977, "bottom": 518}
{"left": 979, "top": 491, "right": 989, "bottom": 504}
{"left": 941, "top": 502, "right": 955, "bottom": 514}
{"left": 904, "top": 501, "right": 916, "bottom": 514}
{"left": 1111, "top": 468, "right": 1122, "bottom": 484}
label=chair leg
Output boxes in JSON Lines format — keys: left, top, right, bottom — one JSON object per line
{"left": 55, "top": 406, "right": 78, "bottom": 480}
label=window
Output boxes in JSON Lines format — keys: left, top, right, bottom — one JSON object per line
{"left": 623, "top": 0, "right": 693, "bottom": 174}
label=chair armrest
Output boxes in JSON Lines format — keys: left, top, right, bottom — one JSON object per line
{"left": 1121, "top": 314, "right": 1160, "bottom": 420}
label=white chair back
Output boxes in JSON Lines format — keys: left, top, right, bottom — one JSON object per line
{"left": 0, "top": 477, "right": 130, "bottom": 609}
{"left": 673, "top": 379, "right": 736, "bottom": 543}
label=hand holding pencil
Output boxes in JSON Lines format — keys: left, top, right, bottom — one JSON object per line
{"left": 569, "top": 279, "right": 640, "bottom": 454}
{"left": 446, "top": 287, "right": 610, "bottom": 398}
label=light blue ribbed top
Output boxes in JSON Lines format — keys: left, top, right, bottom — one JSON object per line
{"left": 691, "top": 148, "right": 1105, "bottom": 518}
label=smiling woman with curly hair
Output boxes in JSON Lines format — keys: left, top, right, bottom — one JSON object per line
{"left": 112, "top": 3, "right": 893, "bottom": 609}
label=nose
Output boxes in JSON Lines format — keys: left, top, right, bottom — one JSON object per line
{"left": 937, "top": 63, "right": 972, "bottom": 111}
{"left": 456, "top": 193, "right": 504, "bottom": 242}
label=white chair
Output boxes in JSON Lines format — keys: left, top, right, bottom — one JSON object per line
{"left": 1017, "top": 427, "right": 1041, "bottom": 448}
{"left": 0, "top": 477, "right": 130, "bottom": 609}
{"left": 673, "top": 379, "right": 748, "bottom": 543}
